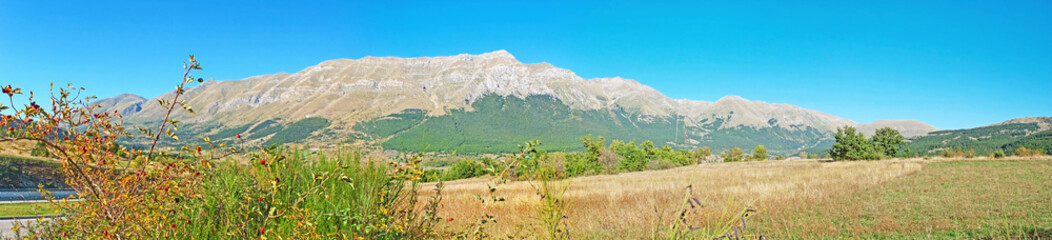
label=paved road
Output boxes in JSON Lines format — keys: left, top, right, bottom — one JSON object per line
{"left": 0, "top": 217, "right": 49, "bottom": 238}
{"left": 0, "top": 190, "right": 76, "bottom": 238}
{"left": 0, "top": 189, "right": 76, "bottom": 201}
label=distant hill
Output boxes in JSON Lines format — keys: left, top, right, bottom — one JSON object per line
{"left": 904, "top": 117, "right": 1052, "bottom": 156}
{"left": 857, "top": 120, "right": 937, "bottom": 138}
{"left": 96, "top": 50, "right": 936, "bottom": 154}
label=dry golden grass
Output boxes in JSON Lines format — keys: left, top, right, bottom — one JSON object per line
{"left": 422, "top": 159, "right": 924, "bottom": 239}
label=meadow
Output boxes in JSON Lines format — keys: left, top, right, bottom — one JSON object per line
{"left": 2, "top": 59, "right": 1048, "bottom": 239}
{"left": 426, "top": 157, "right": 1051, "bottom": 239}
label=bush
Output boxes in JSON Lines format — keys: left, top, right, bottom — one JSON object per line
{"left": 752, "top": 145, "right": 767, "bottom": 161}
{"left": 722, "top": 147, "right": 743, "bottom": 162}
{"left": 612, "top": 140, "right": 649, "bottom": 172}
{"left": 1014, "top": 146, "right": 1044, "bottom": 157}
{"left": 991, "top": 149, "right": 1006, "bottom": 158}
{"left": 444, "top": 159, "right": 487, "bottom": 180}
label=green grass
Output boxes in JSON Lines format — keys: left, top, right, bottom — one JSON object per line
{"left": 759, "top": 160, "right": 1052, "bottom": 239}
{"left": 0, "top": 202, "right": 61, "bottom": 217}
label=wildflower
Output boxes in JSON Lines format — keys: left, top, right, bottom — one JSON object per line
{"left": 258, "top": 197, "right": 263, "bottom": 202}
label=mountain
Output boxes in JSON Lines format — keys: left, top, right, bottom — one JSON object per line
{"left": 97, "top": 50, "right": 936, "bottom": 154}
{"left": 93, "top": 93, "right": 147, "bottom": 116}
{"left": 857, "top": 120, "right": 938, "bottom": 138}
{"left": 904, "top": 117, "right": 1052, "bottom": 156}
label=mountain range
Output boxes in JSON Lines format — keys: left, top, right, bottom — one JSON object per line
{"left": 98, "top": 50, "right": 938, "bottom": 154}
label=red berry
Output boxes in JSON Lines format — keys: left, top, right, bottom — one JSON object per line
{"left": 447, "top": 218, "right": 454, "bottom": 222}
{"left": 236, "top": 134, "right": 241, "bottom": 139}
{"left": 170, "top": 224, "right": 176, "bottom": 228}
{"left": 260, "top": 159, "right": 266, "bottom": 165}
{"left": 258, "top": 197, "right": 263, "bottom": 202}
{"left": 259, "top": 227, "right": 265, "bottom": 235}
{"left": 6, "top": 127, "right": 12, "bottom": 131}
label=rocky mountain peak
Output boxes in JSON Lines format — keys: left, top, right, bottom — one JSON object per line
{"left": 94, "top": 51, "right": 936, "bottom": 145}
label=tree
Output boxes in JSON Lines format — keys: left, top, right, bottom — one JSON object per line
{"left": 641, "top": 140, "right": 656, "bottom": 157}
{"left": 580, "top": 134, "right": 606, "bottom": 162}
{"left": 692, "top": 147, "right": 711, "bottom": 163}
{"left": 752, "top": 145, "right": 767, "bottom": 161}
{"left": 829, "top": 126, "right": 882, "bottom": 161}
{"left": 871, "top": 127, "right": 905, "bottom": 157}
{"left": 722, "top": 147, "right": 743, "bottom": 162}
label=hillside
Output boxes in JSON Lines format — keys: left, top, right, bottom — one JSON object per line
{"left": 904, "top": 117, "right": 1052, "bottom": 155}
{"left": 97, "top": 51, "right": 936, "bottom": 154}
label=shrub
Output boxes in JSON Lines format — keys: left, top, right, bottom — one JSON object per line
{"left": 692, "top": 147, "right": 712, "bottom": 163}
{"left": 752, "top": 145, "right": 767, "bottom": 161}
{"left": 612, "top": 140, "right": 649, "bottom": 172}
{"left": 1014, "top": 146, "right": 1044, "bottom": 157}
{"left": 991, "top": 149, "right": 1006, "bottom": 158}
{"left": 722, "top": 147, "right": 743, "bottom": 162}
{"left": 444, "top": 159, "right": 487, "bottom": 180}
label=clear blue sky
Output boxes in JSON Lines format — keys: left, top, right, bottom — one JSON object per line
{"left": 2, "top": 1, "right": 1049, "bottom": 130}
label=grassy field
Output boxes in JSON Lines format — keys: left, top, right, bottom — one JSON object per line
{"left": 758, "top": 159, "right": 1052, "bottom": 239}
{"left": 425, "top": 159, "right": 924, "bottom": 238}
{"left": 0, "top": 202, "right": 60, "bottom": 218}
{"left": 426, "top": 158, "right": 1051, "bottom": 239}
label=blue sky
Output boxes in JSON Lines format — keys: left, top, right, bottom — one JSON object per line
{"left": 1, "top": 1, "right": 1049, "bottom": 130}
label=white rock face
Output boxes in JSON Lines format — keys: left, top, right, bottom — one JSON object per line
{"left": 98, "top": 50, "right": 930, "bottom": 135}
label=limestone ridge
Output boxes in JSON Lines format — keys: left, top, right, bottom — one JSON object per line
{"left": 96, "top": 50, "right": 937, "bottom": 145}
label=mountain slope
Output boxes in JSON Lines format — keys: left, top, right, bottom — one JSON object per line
{"left": 904, "top": 117, "right": 1052, "bottom": 155}
{"left": 97, "top": 50, "right": 937, "bottom": 154}
{"left": 857, "top": 120, "right": 938, "bottom": 138}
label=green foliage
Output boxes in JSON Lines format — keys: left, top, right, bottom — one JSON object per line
{"left": 1002, "top": 130, "right": 1052, "bottom": 156}
{"left": 752, "top": 145, "right": 767, "bottom": 161}
{"left": 29, "top": 141, "right": 50, "bottom": 157}
{"left": 990, "top": 149, "right": 1006, "bottom": 158}
{"left": 611, "top": 140, "right": 649, "bottom": 172}
{"left": 580, "top": 134, "right": 605, "bottom": 163}
{"left": 563, "top": 152, "right": 602, "bottom": 177}
{"left": 381, "top": 95, "right": 684, "bottom": 154}
{"left": 373, "top": 95, "right": 833, "bottom": 154}
{"left": 904, "top": 122, "right": 1049, "bottom": 156}
{"left": 354, "top": 109, "right": 427, "bottom": 139}
{"left": 246, "top": 119, "right": 284, "bottom": 140}
{"left": 210, "top": 123, "right": 251, "bottom": 140}
{"left": 697, "top": 117, "right": 832, "bottom": 155}
{"left": 692, "top": 147, "right": 711, "bottom": 163}
{"left": 443, "top": 159, "right": 488, "bottom": 181}
{"left": 264, "top": 117, "right": 332, "bottom": 146}
{"left": 829, "top": 126, "right": 882, "bottom": 161}
{"left": 722, "top": 147, "right": 743, "bottom": 162}
{"left": 871, "top": 127, "right": 905, "bottom": 157}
